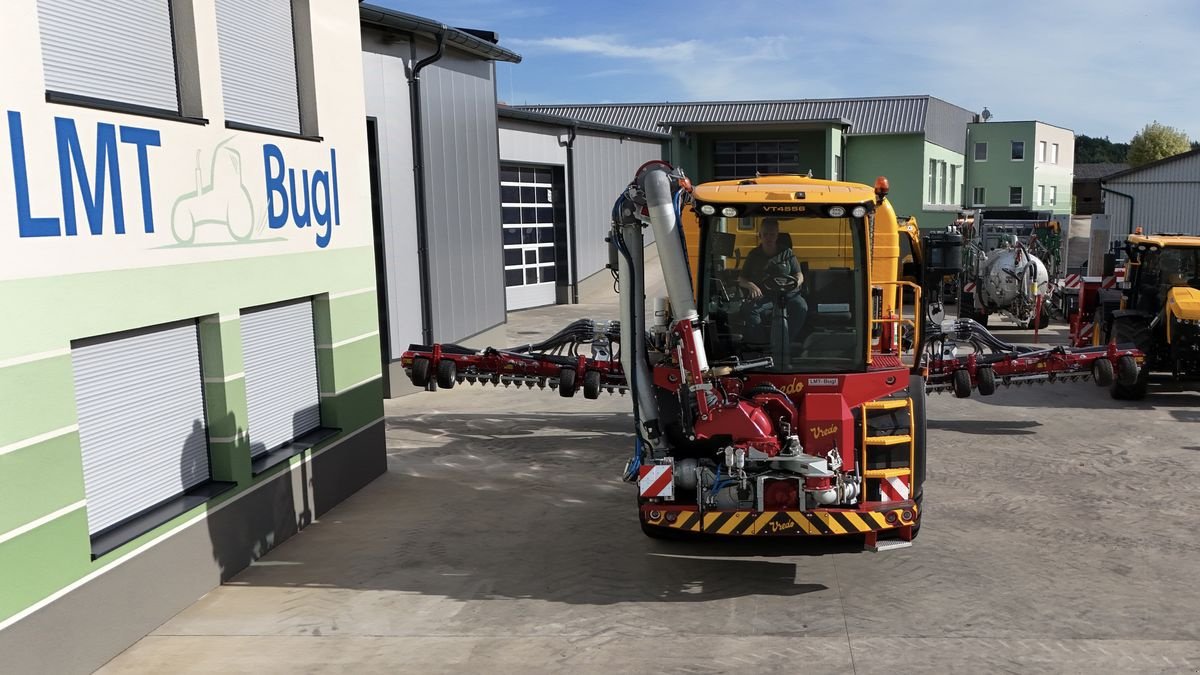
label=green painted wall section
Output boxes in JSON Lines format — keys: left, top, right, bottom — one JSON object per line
{"left": 1, "top": 246, "right": 376, "bottom": 361}
{"left": 965, "top": 122, "right": 1036, "bottom": 209}
{"left": 0, "top": 510, "right": 92, "bottom": 622}
{"left": 0, "top": 432, "right": 84, "bottom": 535}
{"left": 0, "top": 245, "right": 385, "bottom": 624}
{"left": 846, "top": 135, "right": 925, "bottom": 222}
{"left": 921, "top": 141, "right": 967, "bottom": 228}
{"left": 0, "top": 355, "right": 76, "bottom": 448}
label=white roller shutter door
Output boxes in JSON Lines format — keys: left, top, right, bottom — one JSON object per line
{"left": 37, "top": 0, "right": 179, "bottom": 112}
{"left": 214, "top": 0, "right": 301, "bottom": 133}
{"left": 241, "top": 300, "right": 321, "bottom": 456}
{"left": 72, "top": 322, "right": 209, "bottom": 535}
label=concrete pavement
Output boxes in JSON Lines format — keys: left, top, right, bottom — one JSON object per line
{"left": 99, "top": 258, "right": 1200, "bottom": 674}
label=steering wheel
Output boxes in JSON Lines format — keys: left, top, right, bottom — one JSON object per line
{"left": 759, "top": 274, "right": 800, "bottom": 294}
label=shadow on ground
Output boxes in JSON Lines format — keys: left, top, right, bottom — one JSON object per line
{"left": 220, "top": 410, "right": 860, "bottom": 605}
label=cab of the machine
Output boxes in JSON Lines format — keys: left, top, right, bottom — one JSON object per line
{"left": 1123, "top": 234, "right": 1200, "bottom": 320}
{"left": 683, "top": 176, "right": 903, "bottom": 374}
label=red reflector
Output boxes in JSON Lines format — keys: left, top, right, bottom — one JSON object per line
{"left": 901, "top": 509, "right": 913, "bottom": 522}
{"left": 885, "top": 512, "right": 899, "bottom": 524}
{"left": 665, "top": 511, "right": 678, "bottom": 523}
{"left": 648, "top": 510, "right": 661, "bottom": 522}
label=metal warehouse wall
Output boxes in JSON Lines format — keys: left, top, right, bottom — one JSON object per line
{"left": 1104, "top": 152, "right": 1200, "bottom": 240}
{"left": 571, "top": 131, "right": 665, "bottom": 282}
{"left": 421, "top": 52, "right": 505, "bottom": 342}
{"left": 361, "top": 34, "right": 420, "bottom": 360}
{"left": 498, "top": 119, "right": 568, "bottom": 166}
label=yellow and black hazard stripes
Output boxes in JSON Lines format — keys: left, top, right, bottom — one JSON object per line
{"left": 651, "top": 507, "right": 916, "bottom": 536}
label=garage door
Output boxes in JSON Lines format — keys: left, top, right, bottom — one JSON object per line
{"left": 501, "top": 165, "right": 559, "bottom": 310}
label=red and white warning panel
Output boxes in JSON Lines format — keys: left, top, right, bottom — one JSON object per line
{"left": 1063, "top": 274, "right": 1081, "bottom": 290}
{"left": 880, "top": 474, "right": 910, "bottom": 502}
{"left": 638, "top": 463, "right": 674, "bottom": 500}
{"left": 963, "top": 282, "right": 976, "bottom": 294}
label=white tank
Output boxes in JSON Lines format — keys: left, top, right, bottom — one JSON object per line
{"left": 978, "top": 247, "right": 1050, "bottom": 309}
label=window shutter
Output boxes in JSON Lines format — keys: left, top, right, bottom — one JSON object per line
{"left": 214, "top": 0, "right": 301, "bottom": 133}
{"left": 37, "top": 0, "right": 179, "bottom": 112}
{"left": 241, "top": 300, "right": 321, "bottom": 456}
{"left": 72, "top": 322, "right": 209, "bottom": 535}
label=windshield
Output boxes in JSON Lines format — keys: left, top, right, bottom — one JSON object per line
{"left": 699, "top": 213, "right": 867, "bottom": 373}
{"left": 1135, "top": 247, "right": 1200, "bottom": 309}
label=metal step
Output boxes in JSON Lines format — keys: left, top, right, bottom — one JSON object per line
{"left": 863, "top": 467, "right": 911, "bottom": 479}
{"left": 863, "top": 398, "right": 908, "bottom": 411}
{"left": 867, "top": 539, "right": 913, "bottom": 552}
{"left": 865, "top": 434, "right": 912, "bottom": 446}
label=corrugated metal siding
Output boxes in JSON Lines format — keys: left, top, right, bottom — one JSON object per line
{"left": 1105, "top": 153, "right": 1200, "bottom": 240}
{"left": 422, "top": 52, "right": 505, "bottom": 342}
{"left": 1105, "top": 184, "right": 1200, "bottom": 241}
{"left": 362, "top": 39, "right": 422, "bottom": 358}
{"left": 572, "top": 131, "right": 665, "bottom": 282}
{"left": 923, "top": 98, "right": 977, "bottom": 153}
{"left": 518, "top": 97, "right": 945, "bottom": 137}
{"left": 498, "top": 119, "right": 569, "bottom": 166}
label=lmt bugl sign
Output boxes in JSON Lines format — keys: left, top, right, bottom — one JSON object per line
{"left": 5, "top": 110, "right": 341, "bottom": 248}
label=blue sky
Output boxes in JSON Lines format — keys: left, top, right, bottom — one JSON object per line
{"left": 375, "top": 0, "right": 1199, "bottom": 143}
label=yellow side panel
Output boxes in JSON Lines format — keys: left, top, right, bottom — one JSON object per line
{"left": 1168, "top": 287, "right": 1200, "bottom": 321}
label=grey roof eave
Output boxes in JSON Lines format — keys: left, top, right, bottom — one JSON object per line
{"left": 658, "top": 118, "right": 853, "bottom": 132}
{"left": 498, "top": 107, "right": 670, "bottom": 140}
{"left": 359, "top": 3, "right": 522, "bottom": 63}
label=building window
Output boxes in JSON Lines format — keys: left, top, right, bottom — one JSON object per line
{"left": 1036, "top": 185, "right": 1045, "bottom": 205}
{"left": 1049, "top": 186, "right": 1058, "bottom": 205}
{"left": 938, "top": 160, "right": 947, "bottom": 204}
{"left": 241, "top": 299, "right": 322, "bottom": 464}
{"left": 215, "top": 0, "right": 314, "bottom": 135}
{"left": 37, "top": 0, "right": 188, "bottom": 115}
{"left": 974, "top": 142, "right": 988, "bottom": 161}
{"left": 972, "top": 187, "right": 985, "bottom": 206}
{"left": 1009, "top": 186, "right": 1023, "bottom": 205}
{"left": 1050, "top": 143, "right": 1059, "bottom": 164}
{"left": 1011, "top": 141, "right": 1025, "bottom": 161}
{"left": 928, "top": 159, "right": 937, "bottom": 202}
{"left": 1037, "top": 141, "right": 1047, "bottom": 162}
{"left": 950, "top": 165, "right": 958, "bottom": 204}
{"left": 712, "top": 140, "right": 802, "bottom": 180}
{"left": 71, "top": 321, "right": 212, "bottom": 544}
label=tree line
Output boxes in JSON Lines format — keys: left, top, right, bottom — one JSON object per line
{"left": 1076, "top": 122, "right": 1197, "bottom": 166}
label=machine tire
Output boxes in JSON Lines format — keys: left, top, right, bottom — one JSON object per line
{"left": 976, "top": 366, "right": 996, "bottom": 396}
{"left": 952, "top": 369, "right": 972, "bottom": 398}
{"left": 583, "top": 369, "right": 602, "bottom": 399}
{"left": 1028, "top": 309, "right": 1051, "bottom": 330}
{"left": 558, "top": 367, "right": 577, "bottom": 397}
{"left": 436, "top": 359, "right": 457, "bottom": 389}
{"left": 1110, "top": 317, "right": 1152, "bottom": 400}
{"left": 1092, "top": 358, "right": 1114, "bottom": 387}
{"left": 1116, "top": 355, "right": 1140, "bottom": 387}
{"left": 410, "top": 358, "right": 431, "bottom": 387}
{"left": 909, "top": 375, "right": 928, "bottom": 505}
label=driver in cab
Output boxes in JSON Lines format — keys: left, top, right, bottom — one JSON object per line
{"left": 737, "top": 218, "right": 808, "bottom": 344}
